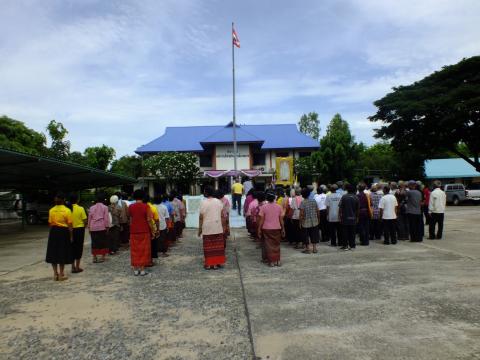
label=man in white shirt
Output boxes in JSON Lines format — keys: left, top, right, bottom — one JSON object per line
{"left": 314, "top": 186, "right": 328, "bottom": 242}
{"left": 428, "top": 180, "right": 446, "bottom": 239}
{"left": 379, "top": 185, "right": 398, "bottom": 245}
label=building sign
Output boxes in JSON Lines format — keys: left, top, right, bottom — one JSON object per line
{"left": 275, "top": 157, "right": 294, "bottom": 185}
{"left": 215, "top": 144, "right": 250, "bottom": 170}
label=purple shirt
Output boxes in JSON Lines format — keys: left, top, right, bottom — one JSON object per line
{"left": 88, "top": 203, "right": 110, "bottom": 231}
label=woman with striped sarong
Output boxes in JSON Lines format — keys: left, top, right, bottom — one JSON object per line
{"left": 128, "top": 189, "right": 155, "bottom": 276}
{"left": 258, "top": 191, "right": 284, "bottom": 266}
{"left": 198, "top": 186, "right": 226, "bottom": 270}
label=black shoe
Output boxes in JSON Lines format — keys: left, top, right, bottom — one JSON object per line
{"left": 436, "top": 236, "right": 442, "bottom": 240}
{"left": 391, "top": 241, "right": 397, "bottom": 245}
{"left": 384, "top": 242, "right": 390, "bottom": 245}
{"left": 340, "top": 246, "right": 348, "bottom": 251}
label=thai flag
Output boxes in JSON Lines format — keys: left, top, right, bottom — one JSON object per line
{"left": 232, "top": 27, "right": 240, "bottom": 48}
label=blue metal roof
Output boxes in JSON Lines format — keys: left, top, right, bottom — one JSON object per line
{"left": 136, "top": 123, "right": 319, "bottom": 153}
{"left": 424, "top": 158, "right": 480, "bottom": 178}
{"left": 201, "top": 125, "right": 262, "bottom": 144}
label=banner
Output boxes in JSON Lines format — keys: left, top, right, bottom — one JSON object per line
{"left": 204, "top": 169, "right": 262, "bottom": 178}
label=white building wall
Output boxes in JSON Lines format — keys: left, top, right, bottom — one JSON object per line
{"left": 215, "top": 144, "right": 250, "bottom": 170}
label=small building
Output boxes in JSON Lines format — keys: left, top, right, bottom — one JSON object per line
{"left": 424, "top": 158, "right": 480, "bottom": 185}
{"left": 136, "top": 122, "right": 319, "bottom": 194}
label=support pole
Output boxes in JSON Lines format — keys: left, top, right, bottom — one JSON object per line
{"left": 232, "top": 22, "right": 238, "bottom": 174}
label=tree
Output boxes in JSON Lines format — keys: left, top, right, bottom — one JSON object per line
{"left": 313, "top": 113, "right": 359, "bottom": 182}
{"left": 298, "top": 112, "right": 320, "bottom": 141}
{"left": 143, "top": 152, "right": 199, "bottom": 188}
{"left": 68, "top": 151, "right": 88, "bottom": 166}
{"left": 370, "top": 56, "right": 480, "bottom": 172}
{"left": 46, "top": 120, "right": 70, "bottom": 160}
{"left": 84, "top": 145, "right": 116, "bottom": 170}
{"left": 0, "top": 115, "right": 47, "bottom": 155}
{"left": 110, "top": 155, "right": 142, "bottom": 178}
{"left": 294, "top": 155, "right": 319, "bottom": 185}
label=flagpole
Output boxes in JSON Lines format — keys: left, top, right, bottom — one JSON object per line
{"left": 232, "top": 22, "right": 238, "bottom": 175}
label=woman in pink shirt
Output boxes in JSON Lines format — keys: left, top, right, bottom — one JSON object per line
{"left": 246, "top": 192, "right": 259, "bottom": 239}
{"left": 258, "top": 192, "right": 285, "bottom": 266}
{"left": 88, "top": 194, "right": 110, "bottom": 263}
{"left": 198, "top": 186, "right": 226, "bottom": 270}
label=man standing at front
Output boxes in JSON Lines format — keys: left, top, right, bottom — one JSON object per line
{"left": 231, "top": 178, "right": 243, "bottom": 215}
{"left": 429, "top": 180, "right": 446, "bottom": 239}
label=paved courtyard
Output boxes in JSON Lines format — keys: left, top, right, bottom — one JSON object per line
{"left": 0, "top": 206, "right": 479, "bottom": 359}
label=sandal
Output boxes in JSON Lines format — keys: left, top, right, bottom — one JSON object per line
{"left": 58, "top": 275, "right": 68, "bottom": 281}
{"left": 313, "top": 249, "right": 318, "bottom": 254}
{"left": 302, "top": 250, "right": 311, "bottom": 254}
{"left": 54, "top": 274, "right": 59, "bottom": 281}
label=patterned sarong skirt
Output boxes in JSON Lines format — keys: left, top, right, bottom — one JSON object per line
{"left": 130, "top": 232, "right": 151, "bottom": 267}
{"left": 263, "top": 229, "right": 281, "bottom": 263}
{"left": 203, "top": 233, "right": 226, "bottom": 266}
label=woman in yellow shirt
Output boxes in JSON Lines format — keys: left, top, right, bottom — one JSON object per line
{"left": 70, "top": 194, "right": 87, "bottom": 274}
{"left": 46, "top": 193, "right": 73, "bottom": 281}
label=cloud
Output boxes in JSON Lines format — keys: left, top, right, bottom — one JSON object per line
{"left": 0, "top": 0, "right": 478, "bottom": 157}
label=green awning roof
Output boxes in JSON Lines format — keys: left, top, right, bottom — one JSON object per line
{"left": 0, "top": 148, "right": 136, "bottom": 190}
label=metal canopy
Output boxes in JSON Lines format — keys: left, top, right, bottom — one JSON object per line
{"left": 0, "top": 148, "right": 136, "bottom": 190}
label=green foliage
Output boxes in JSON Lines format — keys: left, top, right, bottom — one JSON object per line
{"left": 68, "top": 151, "right": 88, "bottom": 166}
{"left": 46, "top": 120, "right": 70, "bottom": 160}
{"left": 144, "top": 152, "right": 199, "bottom": 187}
{"left": 370, "top": 56, "right": 480, "bottom": 171}
{"left": 110, "top": 155, "right": 142, "bottom": 178}
{"left": 298, "top": 112, "right": 320, "bottom": 141}
{"left": 355, "top": 142, "right": 424, "bottom": 181}
{"left": 313, "top": 113, "right": 359, "bottom": 182}
{"left": 358, "top": 142, "right": 397, "bottom": 175}
{"left": 0, "top": 115, "right": 47, "bottom": 155}
{"left": 84, "top": 145, "right": 116, "bottom": 170}
{"left": 294, "top": 156, "right": 317, "bottom": 176}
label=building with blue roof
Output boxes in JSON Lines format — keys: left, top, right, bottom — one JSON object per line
{"left": 424, "top": 158, "right": 480, "bottom": 183}
{"left": 136, "top": 122, "right": 319, "bottom": 190}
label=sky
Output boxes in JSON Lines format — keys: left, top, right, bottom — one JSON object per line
{"left": 1, "top": 0, "right": 479, "bottom": 157}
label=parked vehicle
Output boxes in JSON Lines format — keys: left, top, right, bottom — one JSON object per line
{"left": 466, "top": 183, "right": 480, "bottom": 202}
{"left": 444, "top": 184, "right": 467, "bottom": 205}
{"left": 15, "top": 191, "right": 54, "bottom": 224}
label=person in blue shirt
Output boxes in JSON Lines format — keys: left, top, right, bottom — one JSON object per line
{"left": 162, "top": 194, "right": 175, "bottom": 246}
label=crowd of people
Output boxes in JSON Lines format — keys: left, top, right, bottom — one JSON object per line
{"left": 45, "top": 190, "right": 186, "bottom": 280}
{"left": 242, "top": 178, "right": 447, "bottom": 266}
{"left": 45, "top": 177, "right": 447, "bottom": 280}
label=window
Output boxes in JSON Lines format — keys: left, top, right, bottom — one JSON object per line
{"left": 253, "top": 153, "right": 266, "bottom": 166}
{"left": 276, "top": 152, "right": 289, "bottom": 158}
{"left": 298, "top": 152, "right": 311, "bottom": 158}
{"left": 199, "top": 154, "right": 212, "bottom": 167}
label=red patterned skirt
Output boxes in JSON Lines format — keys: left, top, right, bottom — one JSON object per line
{"left": 91, "top": 230, "right": 109, "bottom": 256}
{"left": 263, "top": 229, "right": 281, "bottom": 263}
{"left": 203, "top": 233, "right": 226, "bottom": 266}
{"left": 130, "top": 232, "right": 151, "bottom": 267}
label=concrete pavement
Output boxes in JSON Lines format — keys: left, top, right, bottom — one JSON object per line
{"left": 0, "top": 206, "right": 479, "bottom": 359}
